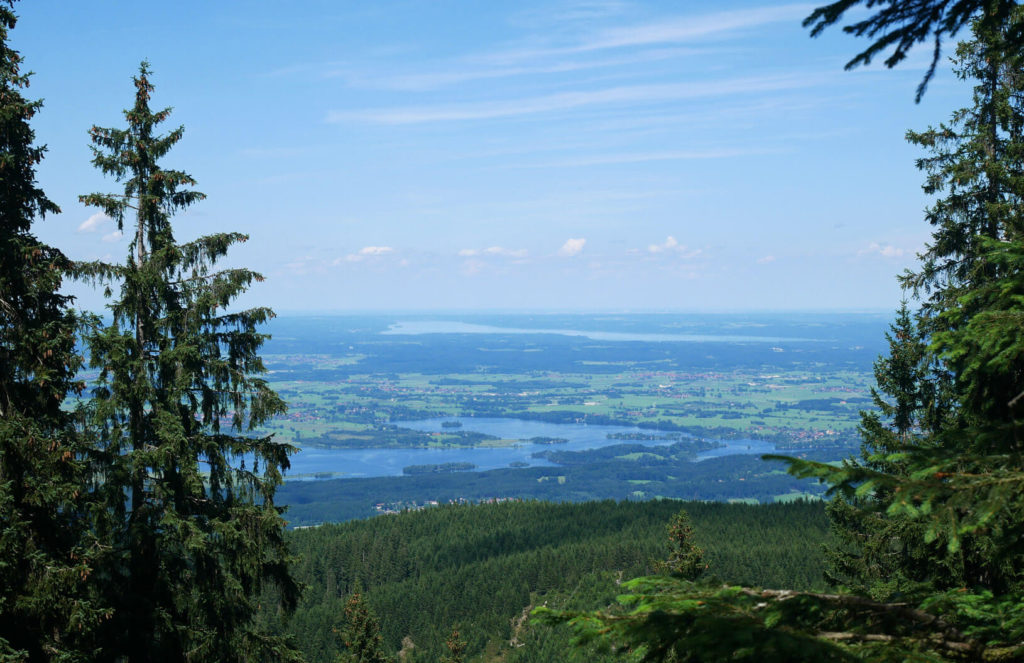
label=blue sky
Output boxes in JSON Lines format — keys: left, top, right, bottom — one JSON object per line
{"left": 14, "top": 1, "right": 969, "bottom": 312}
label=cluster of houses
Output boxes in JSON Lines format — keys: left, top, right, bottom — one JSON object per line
{"left": 372, "top": 496, "right": 520, "bottom": 515}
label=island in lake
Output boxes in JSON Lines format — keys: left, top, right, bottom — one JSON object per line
{"left": 403, "top": 462, "right": 477, "bottom": 475}
{"left": 527, "top": 436, "right": 569, "bottom": 445}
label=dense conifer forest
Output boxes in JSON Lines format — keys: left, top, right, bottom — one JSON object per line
{"left": 263, "top": 499, "right": 829, "bottom": 662}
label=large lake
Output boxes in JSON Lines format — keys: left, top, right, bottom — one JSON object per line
{"left": 284, "top": 417, "right": 778, "bottom": 480}
{"left": 382, "top": 320, "right": 821, "bottom": 344}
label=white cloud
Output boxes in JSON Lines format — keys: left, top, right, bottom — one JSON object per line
{"left": 861, "top": 242, "right": 907, "bottom": 258}
{"left": 757, "top": 255, "right": 776, "bottom": 264}
{"left": 339, "top": 245, "right": 395, "bottom": 263}
{"left": 358, "top": 245, "right": 394, "bottom": 256}
{"left": 485, "top": 246, "right": 528, "bottom": 257}
{"left": 558, "top": 238, "right": 586, "bottom": 256}
{"left": 78, "top": 213, "right": 112, "bottom": 233}
{"left": 648, "top": 236, "right": 679, "bottom": 253}
{"left": 78, "top": 213, "right": 125, "bottom": 244}
{"left": 460, "top": 246, "right": 529, "bottom": 258}
{"left": 284, "top": 256, "right": 328, "bottom": 275}
{"left": 646, "top": 236, "right": 702, "bottom": 258}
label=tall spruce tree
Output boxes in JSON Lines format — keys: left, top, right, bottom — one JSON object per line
{"left": 78, "top": 62, "right": 301, "bottom": 662}
{"left": 0, "top": 1, "right": 97, "bottom": 659}
{"left": 893, "top": 14, "right": 1024, "bottom": 595}
{"left": 819, "top": 8, "right": 1024, "bottom": 606}
{"left": 903, "top": 15, "right": 1024, "bottom": 442}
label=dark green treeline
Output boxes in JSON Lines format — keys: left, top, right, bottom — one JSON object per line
{"left": 265, "top": 499, "right": 828, "bottom": 663}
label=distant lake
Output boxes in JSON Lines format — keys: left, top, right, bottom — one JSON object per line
{"left": 381, "top": 320, "right": 820, "bottom": 343}
{"left": 284, "top": 417, "right": 779, "bottom": 480}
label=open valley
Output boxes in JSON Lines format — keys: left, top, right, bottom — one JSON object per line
{"left": 260, "top": 313, "right": 885, "bottom": 522}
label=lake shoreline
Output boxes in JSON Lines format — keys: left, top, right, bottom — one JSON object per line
{"left": 283, "top": 416, "right": 782, "bottom": 481}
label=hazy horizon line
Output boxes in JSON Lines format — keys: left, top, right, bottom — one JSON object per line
{"left": 270, "top": 307, "right": 895, "bottom": 316}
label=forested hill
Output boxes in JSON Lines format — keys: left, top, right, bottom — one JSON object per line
{"left": 264, "top": 499, "right": 829, "bottom": 662}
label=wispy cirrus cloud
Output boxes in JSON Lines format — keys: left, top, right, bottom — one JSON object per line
{"left": 281, "top": 4, "right": 812, "bottom": 93}
{"left": 511, "top": 0, "right": 631, "bottom": 27}
{"left": 570, "top": 4, "right": 813, "bottom": 54}
{"left": 479, "top": 4, "right": 814, "bottom": 64}
{"left": 523, "top": 147, "right": 781, "bottom": 168}
{"left": 367, "top": 47, "right": 706, "bottom": 91}
{"left": 328, "top": 74, "right": 820, "bottom": 125}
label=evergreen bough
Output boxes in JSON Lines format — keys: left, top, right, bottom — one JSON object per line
{"left": 805, "top": 0, "right": 1022, "bottom": 101}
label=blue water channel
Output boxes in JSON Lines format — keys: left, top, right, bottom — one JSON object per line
{"left": 284, "top": 417, "right": 778, "bottom": 480}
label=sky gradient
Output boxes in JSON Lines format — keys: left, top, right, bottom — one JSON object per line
{"left": 14, "top": 1, "right": 971, "bottom": 312}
